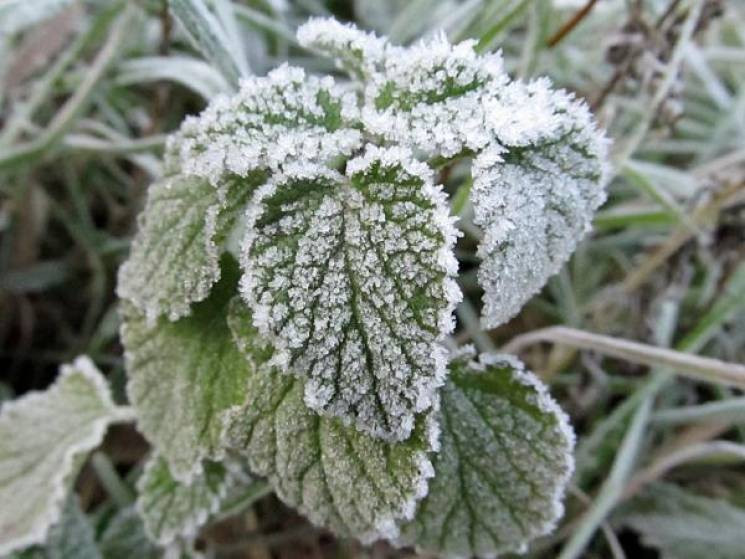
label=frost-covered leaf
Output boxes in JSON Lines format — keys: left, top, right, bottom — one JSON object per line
{"left": 398, "top": 349, "right": 575, "bottom": 558}
{"left": 361, "top": 32, "right": 506, "bottom": 157}
{"left": 472, "top": 81, "right": 609, "bottom": 328}
{"left": 619, "top": 483, "right": 745, "bottom": 559}
{"left": 223, "top": 360, "right": 437, "bottom": 543}
{"left": 0, "top": 357, "right": 125, "bottom": 556}
{"left": 117, "top": 172, "right": 265, "bottom": 323}
{"left": 122, "top": 261, "right": 254, "bottom": 483}
{"left": 98, "top": 507, "right": 160, "bottom": 559}
{"left": 136, "top": 454, "right": 234, "bottom": 545}
{"left": 167, "top": 65, "right": 362, "bottom": 184}
{"left": 240, "top": 146, "right": 460, "bottom": 441}
{"left": 44, "top": 497, "right": 100, "bottom": 559}
{"left": 297, "top": 17, "right": 389, "bottom": 79}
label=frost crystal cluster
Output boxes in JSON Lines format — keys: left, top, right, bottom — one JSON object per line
{"left": 0, "top": 16, "right": 609, "bottom": 559}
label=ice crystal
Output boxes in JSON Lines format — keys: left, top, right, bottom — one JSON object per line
{"left": 398, "top": 348, "right": 575, "bottom": 558}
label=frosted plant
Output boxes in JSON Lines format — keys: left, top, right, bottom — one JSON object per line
{"left": 0, "top": 16, "right": 608, "bottom": 559}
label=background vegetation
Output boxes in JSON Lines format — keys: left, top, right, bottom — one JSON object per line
{"left": 1, "top": 0, "right": 743, "bottom": 557}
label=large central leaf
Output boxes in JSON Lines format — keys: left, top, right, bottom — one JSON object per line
{"left": 240, "top": 146, "right": 460, "bottom": 441}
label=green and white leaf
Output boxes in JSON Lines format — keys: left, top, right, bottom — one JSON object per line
{"left": 297, "top": 17, "right": 389, "bottom": 80}
{"left": 98, "top": 507, "right": 160, "bottom": 559}
{"left": 0, "top": 357, "right": 127, "bottom": 556}
{"left": 136, "top": 454, "right": 235, "bottom": 545}
{"left": 122, "top": 262, "right": 255, "bottom": 483}
{"left": 398, "top": 348, "right": 575, "bottom": 558}
{"left": 169, "top": 0, "right": 249, "bottom": 86}
{"left": 472, "top": 80, "right": 609, "bottom": 328}
{"left": 240, "top": 146, "right": 460, "bottom": 441}
{"left": 223, "top": 369, "right": 437, "bottom": 543}
{"left": 117, "top": 172, "right": 265, "bottom": 323}
{"left": 44, "top": 497, "right": 100, "bottom": 559}
{"left": 167, "top": 66, "right": 362, "bottom": 185}
{"left": 116, "top": 56, "right": 232, "bottom": 100}
{"left": 224, "top": 299, "right": 437, "bottom": 542}
{"left": 360, "top": 31, "right": 506, "bottom": 157}
{"left": 618, "top": 482, "right": 745, "bottom": 559}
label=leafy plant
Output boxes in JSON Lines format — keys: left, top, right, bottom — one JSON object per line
{"left": 0, "top": 15, "right": 609, "bottom": 559}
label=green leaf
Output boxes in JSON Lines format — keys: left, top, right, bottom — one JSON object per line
{"left": 472, "top": 81, "right": 609, "bottom": 328}
{"left": 360, "top": 33, "right": 506, "bottom": 157}
{"left": 168, "top": 0, "right": 249, "bottom": 86}
{"left": 619, "top": 483, "right": 745, "bottom": 559}
{"left": 296, "top": 17, "right": 389, "bottom": 80}
{"left": 44, "top": 497, "right": 100, "bottom": 559}
{"left": 136, "top": 454, "right": 235, "bottom": 545}
{"left": 117, "top": 172, "right": 265, "bottom": 323}
{"left": 98, "top": 507, "right": 160, "bottom": 559}
{"left": 167, "top": 65, "right": 362, "bottom": 185}
{"left": 224, "top": 300, "right": 436, "bottom": 542}
{"left": 223, "top": 367, "right": 437, "bottom": 543}
{"left": 0, "top": 357, "right": 126, "bottom": 556}
{"left": 122, "top": 260, "right": 255, "bottom": 483}
{"left": 399, "top": 348, "right": 575, "bottom": 558}
{"left": 240, "top": 146, "right": 460, "bottom": 441}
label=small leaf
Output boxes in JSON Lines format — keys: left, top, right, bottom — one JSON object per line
{"left": 117, "top": 172, "right": 265, "bottom": 323}
{"left": 240, "top": 146, "right": 460, "bottom": 441}
{"left": 167, "top": 65, "right": 362, "bottom": 184}
{"left": 398, "top": 348, "right": 575, "bottom": 558}
{"left": 361, "top": 33, "right": 505, "bottom": 157}
{"left": 98, "top": 507, "right": 160, "bottom": 559}
{"left": 44, "top": 497, "right": 100, "bottom": 559}
{"left": 297, "top": 17, "right": 389, "bottom": 79}
{"left": 122, "top": 260, "right": 255, "bottom": 483}
{"left": 168, "top": 0, "right": 249, "bottom": 86}
{"left": 472, "top": 80, "right": 609, "bottom": 328}
{"left": 619, "top": 483, "right": 745, "bottom": 559}
{"left": 136, "top": 454, "right": 236, "bottom": 545}
{"left": 0, "top": 357, "right": 124, "bottom": 556}
{"left": 223, "top": 363, "right": 437, "bottom": 543}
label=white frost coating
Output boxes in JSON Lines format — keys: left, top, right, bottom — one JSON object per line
{"left": 297, "top": 17, "right": 389, "bottom": 78}
{"left": 0, "top": 356, "right": 123, "bottom": 556}
{"left": 223, "top": 368, "right": 437, "bottom": 544}
{"left": 167, "top": 64, "right": 362, "bottom": 185}
{"left": 136, "top": 454, "right": 235, "bottom": 545}
{"left": 472, "top": 80, "right": 610, "bottom": 328}
{"left": 361, "top": 32, "right": 506, "bottom": 157}
{"left": 397, "top": 349, "right": 576, "bottom": 558}
{"left": 239, "top": 148, "right": 461, "bottom": 441}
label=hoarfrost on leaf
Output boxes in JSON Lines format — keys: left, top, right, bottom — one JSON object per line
{"left": 136, "top": 454, "right": 238, "bottom": 545}
{"left": 0, "top": 357, "right": 126, "bottom": 556}
{"left": 398, "top": 348, "right": 575, "bottom": 558}
{"left": 297, "top": 17, "right": 389, "bottom": 79}
{"left": 166, "top": 65, "right": 362, "bottom": 184}
{"left": 222, "top": 349, "right": 438, "bottom": 543}
{"left": 240, "top": 146, "right": 461, "bottom": 441}
{"left": 122, "top": 261, "right": 255, "bottom": 483}
{"left": 117, "top": 172, "right": 265, "bottom": 323}
{"left": 472, "top": 80, "right": 609, "bottom": 328}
